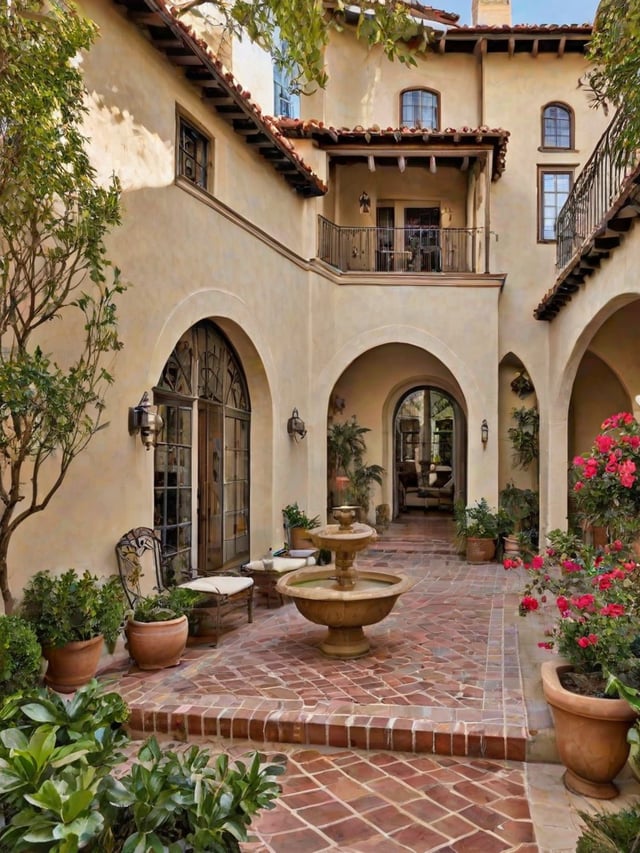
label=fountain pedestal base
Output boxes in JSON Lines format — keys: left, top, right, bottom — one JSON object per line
{"left": 320, "top": 626, "right": 370, "bottom": 659}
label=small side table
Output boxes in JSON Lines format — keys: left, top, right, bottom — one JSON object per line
{"left": 243, "top": 555, "right": 316, "bottom": 608}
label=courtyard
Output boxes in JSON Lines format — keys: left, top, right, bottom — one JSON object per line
{"left": 99, "top": 511, "right": 640, "bottom": 852}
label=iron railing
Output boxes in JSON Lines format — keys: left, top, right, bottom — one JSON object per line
{"left": 317, "top": 217, "right": 485, "bottom": 274}
{"left": 556, "top": 111, "right": 635, "bottom": 271}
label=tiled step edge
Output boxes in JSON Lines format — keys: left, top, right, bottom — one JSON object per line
{"left": 127, "top": 704, "right": 527, "bottom": 761}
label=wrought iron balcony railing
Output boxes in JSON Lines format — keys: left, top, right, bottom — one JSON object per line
{"left": 556, "top": 111, "right": 635, "bottom": 271}
{"left": 317, "top": 216, "right": 486, "bottom": 274}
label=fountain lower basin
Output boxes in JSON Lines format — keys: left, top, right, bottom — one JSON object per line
{"left": 276, "top": 565, "right": 414, "bottom": 659}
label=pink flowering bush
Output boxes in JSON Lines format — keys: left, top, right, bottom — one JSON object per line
{"left": 572, "top": 412, "right": 640, "bottom": 540}
{"left": 505, "top": 534, "right": 640, "bottom": 687}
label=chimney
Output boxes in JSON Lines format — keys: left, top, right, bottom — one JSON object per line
{"left": 472, "top": 0, "right": 512, "bottom": 26}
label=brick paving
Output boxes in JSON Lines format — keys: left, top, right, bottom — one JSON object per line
{"left": 100, "top": 510, "right": 640, "bottom": 851}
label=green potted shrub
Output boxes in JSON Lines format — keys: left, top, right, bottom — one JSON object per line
{"left": 464, "top": 498, "right": 505, "bottom": 563}
{"left": 282, "top": 503, "right": 321, "bottom": 551}
{"left": 327, "top": 416, "right": 384, "bottom": 519}
{"left": 125, "top": 587, "right": 203, "bottom": 671}
{"left": 499, "top": 483, "right": 539, "bottom": 558}
{"left": 346, "top": 463, "right": 385, "bottom": 521}
{"left": 0, "top": 681, "right": 284, "bottom": 850}
{"left": 20, "top": 569, "right": 125, "bottom": 693}
{"left": 0, "top": 615, "right": 42, "bottom": 697}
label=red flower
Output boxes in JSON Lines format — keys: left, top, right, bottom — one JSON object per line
{"left": 556, "top": 595, "right": 569, "bottom": 613}
{"left": 577, "top": 634, "right": 598, "bottom": 648}
{"left": 537, "top": 642, "right": 553, "bottom": 650}
{"left": 600, "top": 603, "right": 625, "bottom": 617}
{"left": 573, "top": 481, "right": 584, "bottom": 492}
{"left": 520, "top": 596, "right": 539, "bottom": 612}
{"left": 611, "top": 540, "right": 624, "bottom": 552}
{"left": 531, "top": 555, "right": 544, "bottom": 569}
{"left": 572, "top": 594, "right": 595, "bottom": 611}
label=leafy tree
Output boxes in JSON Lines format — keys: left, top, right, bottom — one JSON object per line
{"left": 180, "top": 0, "right": 437, "bottom": 89}
{"left": 0, "top": 1, "right": 124, "bottom": 613}
{"left": 586, "top": 0, "right": 640, "bottom": 156}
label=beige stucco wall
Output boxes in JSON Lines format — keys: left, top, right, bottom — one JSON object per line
{"left": 8, "top": 0, "right": 640, "bottom": 615}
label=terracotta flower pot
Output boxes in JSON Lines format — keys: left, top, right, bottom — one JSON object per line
{"left": 290, "top": 526, "right": 315, "bottom": 551}
{"left": 466, "top": 537, "right": 496, "bottom": 563}
{"left": 43, "top": 635, "right": 104, "bottom": 694}
{"left": 125, "top": 615, "right": 189, "bottom": 670}
{"left": 541, "top": 660, "right": 637, "bottom": 799}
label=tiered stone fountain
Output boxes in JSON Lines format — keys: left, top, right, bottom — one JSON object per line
{"left": 276, "top": 506, "right": 414, "bottom": 658}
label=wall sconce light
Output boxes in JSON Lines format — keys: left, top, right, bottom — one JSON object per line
{"left": 128, "top": 392, "right": 164, "bottom": 451}
{"left": 287, "top": 408, "right": 307, "bottom": 440}
{"left": 481, "top": 419, "right": 489, "bottom": 447}
{"left": 359, "top": 191, "right": 371, "bottom": 214}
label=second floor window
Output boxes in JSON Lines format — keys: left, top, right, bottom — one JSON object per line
{"left": 273, "top": 33, "right": 300, "bottom": 119}
{"left": 542, "top": 103, "right": 573, "bottom": 149}
{"left": 178, "top": 118, "right": 209, "bottom": 190}
{"left": 539, "top": 168, "right": 573, "bottom": 241}
{"left": 401, "top": 89, "right": 439, "bottom": 129}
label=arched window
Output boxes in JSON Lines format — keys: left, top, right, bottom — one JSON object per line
{"left": 542, "top": 103, "right": 573, "bottom": 149}
{"left": 400, "top": 89, "right": 439, "bottom": 129}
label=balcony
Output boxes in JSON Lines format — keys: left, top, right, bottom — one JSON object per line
{"left": 535, "top": 112, "right": 640, "bottom": 320}
{"left": 556, "top": 111, "right": 636, "bottom": 272}
{"left": 317, "top": 217, "right": 486, "bottom": 275}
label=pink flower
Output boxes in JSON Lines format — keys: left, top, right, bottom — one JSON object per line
{"left": 577, "top": 634, "right": 598, "bottom": 648}
{"left": 573, "top": 481, "right": 584, "bottom": 492}
{"left": 562, "top": 560, "right": 582, "bottom": 573}
{"left": 573, "top": 456, "right": 586, "bottom": 468}
{"left": 583, "top": 458, "right": 599, "bottom": 479}
{"left": 531, "top": 555, "right": 544, "bottom": 569}
{"left": 595, "top": 434, "right": 615, "bottom": 454}
{"left": 611, "top": 540, "right": 624, "bottom": 552}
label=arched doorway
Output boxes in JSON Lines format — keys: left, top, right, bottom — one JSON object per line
{"left": 394, "top": 386, "right": 463, "bottom": 514}
{"left": 153, "top": 320, "right": 251, "bottom": 574}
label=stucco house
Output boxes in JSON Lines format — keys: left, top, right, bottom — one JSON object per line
{"left": 6, "top": 0, "right": 640, "bottom": 602}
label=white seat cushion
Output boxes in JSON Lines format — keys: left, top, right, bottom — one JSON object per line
{"left": 179, "top": 575, "right": 253, "bottom": 595}
{"left": 244, "top": 557, "right": 315, "bottom": 573}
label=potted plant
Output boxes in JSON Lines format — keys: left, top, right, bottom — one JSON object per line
{"left": 506, "top": 538, "right": 640, "bottom": 798}
{"left": 20, "top": 569, "right": 125, "bottom": 693}
{"left": 499, "top": 482, "right": 539, "bottom": 558}
{"left": 463, "top": 498, "right": 505, "bottom": 563}
{"left": 125, "top": 587, "right": 203, "bottom": 670}
{"left": 327, "top": 416, "right": 384, "bottom": 519}
{"left": 346, "top": 462, "right": 385, "bottom": 521}
{"left": 0, "top": 681, "right": 284, "bottom": 850}
{"left": 282, "top": 503, "right": 321, "bottom": 551}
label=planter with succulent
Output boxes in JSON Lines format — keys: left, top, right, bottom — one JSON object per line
{"left": 505, "top": 536, "right": 640, "bottom": 797}
{"left": 20, "top": 569, "right": 125, "bottom": 693}
{"left": 0, "top": 680, "right": 284, "bottom": 851}
{"left": 282, "top": 503, "right": 321, "bottom": 551}
{"left": 125, "top": 587, "right": 204, "bottom": 670}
